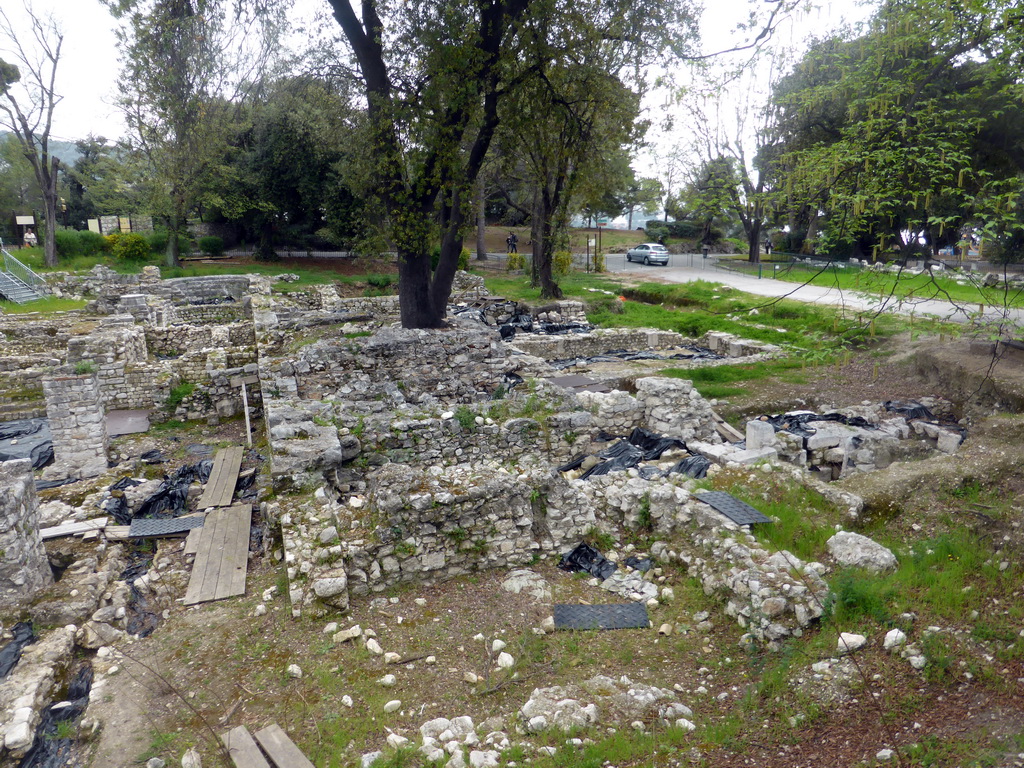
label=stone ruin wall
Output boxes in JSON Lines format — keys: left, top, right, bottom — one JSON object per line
{"left": 0, "top": 459, "right": 53, "bottom": 609}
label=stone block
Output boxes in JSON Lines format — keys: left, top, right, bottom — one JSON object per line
{"left": 745, "top": 420, "right": 777, "bottom": 451}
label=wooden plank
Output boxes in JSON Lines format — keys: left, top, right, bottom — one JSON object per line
{"left": 253, "top": 724, "right": 315, "bottom": 768}
{"left": 220, "top": 725, "right": 271, "bottom": 768}
{"left": 197, "top": 446, "right": 244, "bottom": 508}
{"left": 183, "top": 526, "right": 203, "bottom": 556}
{"left": 711, "top": 411, "right": 745, "bottom": 443}
{"left": 216, "top": 505, "right": 251, "bottom": 600}
{"left": 103, "top": 525, "right": 131, "bottom": 541}
{"left": 183, "top": 505, "right": 250, "bottom": 605}
{"left": 40, "top": 518, "right": 108, "bottom": 540}
{"left": 184, "top": 508, "right": 229, "bottom": 605}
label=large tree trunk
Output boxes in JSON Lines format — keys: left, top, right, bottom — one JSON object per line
{"left": 475, "top": 175, "right": 487, "bottom": 260}
{"left": 536, "top": 179, "right": 562, "bottom": 300}
{"left": 748, "top": 217, "right": 761, "bottom": 263}
{"left": 166, "top": 209, "right": 182, "bottom": 268}
{"left": 397, "top": 250, "right": 444, "bottom": 328}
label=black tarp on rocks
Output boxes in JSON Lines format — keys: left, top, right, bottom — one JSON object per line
{"left": 0, "top": 418, "right": 53, "bottom": 469}
{"left": 761, "top": 411, "right": 875, "bottom": 437}
{"left": 667, "top": 455, "right": 711, "bottom": 479}
{"left": 549, "top": 345, "right": 722, "bottom": 370}
{"left": 133, "top": 461, "right": 212, "bottom": 519}
{"left": 558, "top": 542, "right": 617, "bottom": 581}
{"left": 627, "top": 427, "right": 687, "bottom": 460}
{"left": 559, "top": 428, "right": 688, "bottom": 479}
{"left": 0, "top": 622, "right": 36, "bottom": 679}
{"left": 579, "top": 441, "right": 645, "bottom": 479}
{"left": 19, "top": 663, "right": 92, "bottom": 768}
{"left": 884, "top": 400, "right": 934, "bottom": 420}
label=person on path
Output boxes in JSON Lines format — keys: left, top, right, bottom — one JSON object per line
{"left": 507, "top": 232, "right": 518, "bottom": 254}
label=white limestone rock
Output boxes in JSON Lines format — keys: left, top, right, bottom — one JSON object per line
{"left": 826, "top": 531, "right": 898, "bottom": 572}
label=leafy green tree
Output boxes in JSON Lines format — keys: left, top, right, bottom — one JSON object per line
{"left": 107, "top": 0, "right": 280, "bottom": 266}
{"left": 775, "top": 0, "right": 1024, "bottom": 261}
{"left": 0, "top": 4, "right": 64, "bottom": 265}
{"left": 328, "top": 0, "right": 697, "bottom": 324}
{"left": 63, "top": 136, "right": 139, "bottom": 229}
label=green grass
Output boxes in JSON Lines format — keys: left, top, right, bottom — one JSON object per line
{"left": 482, "top": 272, "right": 624, "bottom": 302}
{"left": 703, "top": 471, "right": 842, "bottom": 561}
{"left": 662, "top": 359, "right": 806, "bottom": 399}
{"left": 0, "top": 297, "right": 88, "bottom": 314}
{"left": 732, "top": 259, "right": 1024, "bottom": 309}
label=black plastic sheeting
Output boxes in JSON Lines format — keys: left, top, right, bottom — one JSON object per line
{"left": 580, "top": 441, "right": 644, "bottom": 479}
{"left": 884, "top": 400, "right": 934, "bottom": 420}
{"left": 761, "top": 411, "right": 875, "bottom": 438}
{"left": 0, "top": 419, "right": 54, "bottom": 470}
{"left": 623, "top": 556, "right": 652, "bottom": 572}
{"left": 558, "top": 542, "right": 617, "bottom": 581}
{"left": 499, "top": 317, "right": 593, "bottom": 340}
{"left": 550, "top": 345, "right": 722, "bottom": 370}
{"left": 558, "top": 428, "right": 690, "bottom": 480}
{"left": 134, "top": 460, "right": 213, "bottom": 519}
{"left": 0, "top": 622, "right": 36, "bottom": 679}
{"left": 120, "top": 558, "right": 159, "bottom": 637}
{"left": 34, "top": 478, "right": 78, "bottom": 491}
{"left": 628, "top": 427, "right": 687, "bottom": 460}
{"left": 668, "top": 455, "right": 711, "bottom": 479}
{"left": 19, "top": 664, "right": 92, "bottom": 768}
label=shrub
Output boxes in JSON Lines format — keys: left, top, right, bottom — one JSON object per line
{"left": 146, "top": 230, "right": 192, "bottom": 257}
{"left": 592, "top": 253, "right": 605, "bottom": 272}
{"left": 112, "top": 232, "right": 151, "bottom": 261}
{"left": 645, "top": 220, "right": 669, "bottom": 242}
{"left": 105, "top": 232, "right": 124, "bottom": 251}
{"left": 78, "top": 230, "right": 108, "bottom": 254}
{"left": 553, "top": 250, "right": 574, "bottom": 277}
{"left": 55, "top": 229, "right": 108, "bottom": 259}
{"left": 198, "top": 235, "right": 224, "bottom": 257}
{"left": 54, "top": 229, "right": 85, "bottom": 258}
{"left": 506, "top": 252, "right": 526, "bottom": 272}
{"left": 458, "top": 247, "right": 470, "bottom": 271}
{"left": 366, "top": 274, "right": 393, "bottom": 288}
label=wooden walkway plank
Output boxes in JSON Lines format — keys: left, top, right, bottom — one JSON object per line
{"left": 220, "top": 725, "right": 272, "bottom": 768}
{"left": 197, "top": 446, "right": 244, "bottom": 508}
{"left": 253, "top": 724, "right": 315, "bottom": 768}
{"left": 184, "top": 507, "right": 230, "bottom": 604}
{"left": 216, "top": 505, "right": 251, "bottom": 600}
{"left": 183, "top": 505, "right": 251, "bottom": 605}
{"left": 40, "top": 517, "right": 108, "bottom": 540}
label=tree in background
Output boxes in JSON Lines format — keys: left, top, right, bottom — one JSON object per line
{"left": 775, "top": 0, "right": 1024, "bottom": 261}
{"left": 107, "top": 0, "right": 281, "bottom": 267}
{"left": 0, "top": 3, "right": 63, "bottom": 266}
{"left": 328, "top": 0, "right": 698, "bottom": 325}
{"left": 63, "top": 136, "right": 140, "bottom": 230}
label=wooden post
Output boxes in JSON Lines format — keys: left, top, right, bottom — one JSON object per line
{"left": 241, "top": 380, "right": 252, "bottom": 447}
{"left": 230, "top": 375, "right": 259, "bottom": 448}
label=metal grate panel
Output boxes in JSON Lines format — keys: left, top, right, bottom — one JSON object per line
{"left": 128, "top": 516, "right": 205, "bottom": 538}
{"left": 553, "top": 603, "right": 649, "bottom": 630}
{"left": 696, "top": 491, "right": 773, "bottom": 525}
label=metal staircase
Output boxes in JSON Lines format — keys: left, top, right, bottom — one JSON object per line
{"left": 0, "top": 240, "right": 43, "bottom": 304}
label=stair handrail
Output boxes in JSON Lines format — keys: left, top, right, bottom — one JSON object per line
{"left": 0, "top": 238, "right": 46, "bottom": 290}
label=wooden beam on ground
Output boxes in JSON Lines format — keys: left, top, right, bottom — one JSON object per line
{"left": 253, "top": 724, "right": 315, "bottom": 768}
{"left": 103, "top": 525, "right": 131, "bottom": 541}
{"left": 197, "top": 446, "right": 244, "bottom": 508}
{"left": 711, "top": 411, "right": 744, "bottom": 443}
{"left": 40, "top": 518, "right": 108, "bottom": 540}
{"left": 183, "top": 504, "right": 251, "bottom": 605}
{"left": 220, "top": 725, "right": 271, "bottom": 768}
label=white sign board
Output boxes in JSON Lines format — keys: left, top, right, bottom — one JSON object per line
{"left": 15, "top": 215, "right": 35, "bottom": 226}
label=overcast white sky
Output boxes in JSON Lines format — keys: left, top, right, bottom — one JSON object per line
{"left": 0, "top": 0, "right": 870, "bottom": 149}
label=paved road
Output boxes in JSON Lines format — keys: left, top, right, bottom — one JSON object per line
{"left": 605, "top": 252, "right": 1023, "bottom": 327}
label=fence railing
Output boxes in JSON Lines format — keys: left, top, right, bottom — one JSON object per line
{"left": 0, "top": 239, "right": 46, "bottom": 289}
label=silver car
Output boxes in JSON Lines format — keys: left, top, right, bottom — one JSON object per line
{"left": 625, "top": 243, "right": 669, "bottom": 265}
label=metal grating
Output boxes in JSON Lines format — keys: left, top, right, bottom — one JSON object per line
{"left": 553, "top": 603, "right": 649, "bottom": 630}
{"left": 128, "top": 516, "right": 205, "bottom": 538}
{"left": 695, "top": 491, "right": 773, "bottom": 525}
